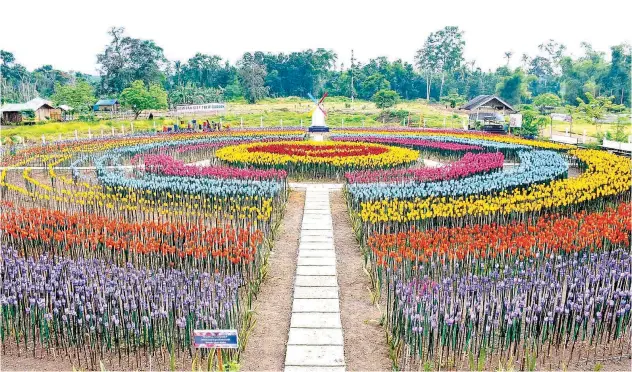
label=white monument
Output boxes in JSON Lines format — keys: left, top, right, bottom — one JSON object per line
{"left": 308, "top": 92, "right": 329, "bottom": 133}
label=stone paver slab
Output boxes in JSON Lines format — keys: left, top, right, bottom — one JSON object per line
{"left": 285, "top": 366, "right": 345, "bottom": 372}
{"left": 292, "top": 299, "right": 340, "bottom": 312}
{"left": 294, "top": 286, "right": 339, "bottom": 299}
{"left": 288, "top": 328, "right": 344, "bottom": 345}
{"left": 300, "top": 242, "right": 334, "bottom": 250}
{"left": 296, "top": 266, "right": 337, "bottom": 276}
{"left": 298, "top": 249, "right": 335, "bottom": 258}
{"left": 295, "top": 275, "right": 338, "bottom": 287}
{"left": 301, "top": 230, "right": 333, "bottom": 237}
{"left": 290, "top": 313, "right": 342, "bottom": 328}
{"left": 297, "top": 257, "right": 336, "bottom": 266}
{"left": 285, "top": 345, "right": 344, "bottom": 367}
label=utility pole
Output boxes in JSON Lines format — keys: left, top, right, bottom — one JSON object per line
{"left": 350, "top": 49, "right": 355, "bottom": 103}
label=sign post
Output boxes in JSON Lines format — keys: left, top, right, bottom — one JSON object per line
{"left": 194, "top": 329, "right": 238, "bottom": 372}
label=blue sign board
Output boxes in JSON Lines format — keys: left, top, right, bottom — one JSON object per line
{"left": 194, "top": 329, "right": 238, "bottom": 349}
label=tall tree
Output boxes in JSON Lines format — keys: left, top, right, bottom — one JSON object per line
{"left": 416, "top": 26, "right": 465, "bottom": 100}
{"left": 0, "top": 50, "right": 36, "bottom": 103}
{"left": 97, "top": 27, "right": 168, "bottom": 95}
{"left": 496, "top": 68, "right": 533, "bottom": 104}
{"left": 237, "top": 53, "right": 269, "bottom": 103}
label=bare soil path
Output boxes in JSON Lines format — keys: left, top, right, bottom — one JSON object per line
{"left": 240, "top": 191, "right": 305, "bottom": 371}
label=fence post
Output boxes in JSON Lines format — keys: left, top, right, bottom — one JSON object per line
{"left": 112, "top": 127, "right": 115, "bottom": 136}
{"left": 58, "top": 133, "right": 62, "bottom": 142}
{"left": 42, "top": 135, "right": 46, "bottom": 144}
{"left": 131, "top": 122, "right": 134, "bottom": 133}
{"left": 443, "top": 117, "right": 446, "bottom": 127}
{"left": 75, "top": 129, "right": 78, "bottom": 140}
{"left": 342, "top": 118, "right": 344, "bottom": 128}
{"left": 423, "top": 119, "right": 426, "bottom": 128}
{"left": 362, "top": 119, "right": 365, "bottom": 128}
{"left": 280, "top": 119, "right": 283, "bottom": 129}
{"left": 101, "top": 128, "right": 104, "bottom": 137}
{"left": 260, "top": 117, "right": 263, "bottom": 128}
{"left": 240, "top": 117, "right": 243, "bottom": 129}
{"left": 88, "top": 127, "right": 92, "bottom": 139}
{"left": 583, "top": 129, "right": 587, "bottom": 144}
{"left": 153, "top": 121, "right": 156, "bottom": 130}
{"left": 300, "top": 119, "right": 303, "bottom": 128}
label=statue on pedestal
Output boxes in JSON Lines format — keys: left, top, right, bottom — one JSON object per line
{"left": 308, "top": 92, "right": 329, "bottom": 132}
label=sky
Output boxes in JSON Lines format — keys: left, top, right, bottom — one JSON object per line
{"left": 0, "top": 0, "right": 629, "bottom": 75}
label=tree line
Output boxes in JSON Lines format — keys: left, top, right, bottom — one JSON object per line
{"left": 1, "top": 26, "right": 630, "bottom": 112}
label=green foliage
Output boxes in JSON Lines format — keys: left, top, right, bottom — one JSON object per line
{"left": 415, "top": 26, "right": 465, "bottom": 99}
{"left": 51, "top": 80, "right": 96, "bottom": 112}
{"left": 440, "top": 91, "right": 466, "bottom": 108}
{"left": 20, "top": 109, "right": 35, "bottom": 120}
{"left": 168, "top": 84, "right": 223, "bottom": 106}
{"left": 97, "top": 27, "right": 168, "bottom": 95}
{"left": 532, "top": 93, "right": 562, "bottom": 113}
{"left": 120, "top": 80, "right": 167, "bottom": 119}
{"left": 515, "top": 107, "right": 548, "bottom": 136}
{"left": 237, "top": 53, "right": 269, "bottom": 103}
{"left": 496, "top": 69, "right": 534, "bottom": 104}
{"left": 372, "top": 89, "right": 400, "bottom": 109}
{"left": 577, "top": 92, "right": 624, "bottom": 123}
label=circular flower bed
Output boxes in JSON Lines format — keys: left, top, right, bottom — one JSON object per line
{"left": 215, "top": 140, "right": 419, "bottom": 179}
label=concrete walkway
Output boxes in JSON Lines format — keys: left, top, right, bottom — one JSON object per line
{"left": 284, "top": 186, "right": 345, "bottom": 372}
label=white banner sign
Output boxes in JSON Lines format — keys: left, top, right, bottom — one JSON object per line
{"left": 509, "top": 114, "right": 522, "bottom": 128}
{"left": 175, "top": 103, "right": 226, "bottom": 114}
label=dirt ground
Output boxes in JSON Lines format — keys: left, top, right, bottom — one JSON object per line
{"left": 330, "top": 191, "right": 392, "bottom": 372}
{"left": 239, "top": 191, "right": 304, "bottom": 371}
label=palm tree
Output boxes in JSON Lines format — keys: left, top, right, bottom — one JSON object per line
{"left": 504, "top": 51, "right": 513, "bottom": 66}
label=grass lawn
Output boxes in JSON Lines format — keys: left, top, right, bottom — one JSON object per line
{"left": 550, "top": 119, "right": 631, "bottom": 138}
{"left": 1, "top": 99, "right": 467, "bottom": 143}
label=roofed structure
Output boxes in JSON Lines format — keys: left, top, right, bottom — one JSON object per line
{"left": 459, "top": 95, "right": 516, "bottom": 134}
{"left": 460, "top": 95, "right": 516, "bottom": 113}
{"left": 0, "top": 98, "right": 60, "bottom": 123}
{"left": 94, "top": 99, "right": 120, "bottom": 112}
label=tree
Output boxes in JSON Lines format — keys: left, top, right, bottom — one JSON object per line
{"left": 120, "top": 80, "right": 167, "bottom": 119}
{"left": 532, "top": 93, "right": 562, "bottom": 114}
{"left": 415, "top": 26, "right": 465, "bottom": 100}
{"left": 168, "top": 84, "right": 224, "bottom": 106}
{"left": 606, "top": 43, "right": 631, "bottom": 105}
{"left": 496, "top": 69, "right": 534, "bottom": 104}
{"left": 237, "top": 53, "right": 269, "bottom": 103}
{"left": 359, "top": 73, "right": 391, "bottom": 100}
{"left": 440, "top": 91, "right": 466, "bottom": 108}
{"left": 372, "top": 89, "right": 400, "bottom": 109}
{"left": 97, "top": 27, "right": 168, "bottom": 94}
{"left": 504, "top": 51, "right": 513, "bottom": 66}
{"left": 0, "top": 50, "right": 37, "bottom": 103}
{"left": 51, "top": 80, "right": 96, "bottom": 112}
{"left": 518, "top": 106, "right": 549, "bottom": 136}
{"left": 576, "top": 92, "right": 623, "bottom": 124}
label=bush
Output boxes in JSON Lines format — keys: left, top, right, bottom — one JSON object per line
{"left": 372, "top": 90, "right": 400, "bottom": 109}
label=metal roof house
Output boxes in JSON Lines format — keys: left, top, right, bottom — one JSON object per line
{"left": 93, "top": 99, "right": 120, "bottom": 112}
{"left": 459, "top": 95, "right": 516, "bottom": 133}
{"left": 0, "top": 98, "right": 60, "bottom": 124}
